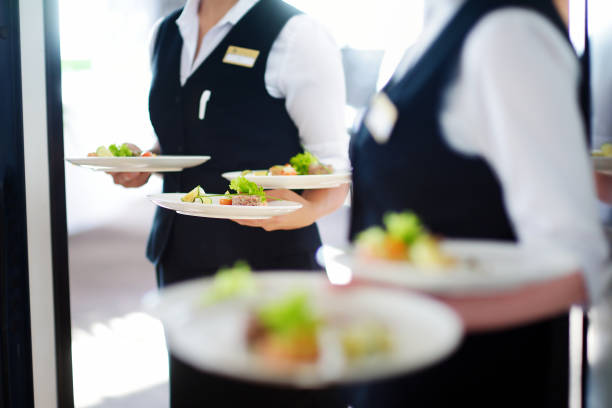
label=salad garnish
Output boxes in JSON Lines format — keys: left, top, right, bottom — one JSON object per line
{"left": 256, "top": 292, "right": 321, "bottom": 339}
{"left": 203, "top": 261, "right": 255, "bottom": 306}
{"left": 89, "top": 143, "right": 154, "bottom": 157}
{"left": 181, "top": 185, "right": 212, "bottom": 204}
{"left": 356, "top": 211, "right": 455, "bottom": 268}
{"left": 229, "top": 176, "right": 267, "bottom": 202}
{"left": 289, "top": 152, "right": 319, "bottom": 175}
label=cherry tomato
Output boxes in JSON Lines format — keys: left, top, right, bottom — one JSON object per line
{"left": 219, "top": 198, "right": 233, "bottom": 205}
{"left": 141, "top": 151, "right": 154, "bottom": 157}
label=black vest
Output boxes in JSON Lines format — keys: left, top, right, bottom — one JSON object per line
{"left": 349, "top": 0, "right": 574, "bottom": 241}
{"left": 147, "top": 0, "right": 321, "bottom": 268}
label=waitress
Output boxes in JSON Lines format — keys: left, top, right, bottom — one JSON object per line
{"left": 348, "top": 0, "right": 610, "bottom": 406}
{"left": 112, "top": 0, "right": 349, "bottom": 406}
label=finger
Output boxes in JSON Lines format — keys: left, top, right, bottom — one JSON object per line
{"left": 265, "top": 189, "right": 293, "bottom": 200}
{"left": 232, "top": 219, "right": 265, "bottom": 227}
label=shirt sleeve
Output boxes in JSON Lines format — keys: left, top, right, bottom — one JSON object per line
{"left": 440, "top": 9, "right": 612, "bottom": 304}
{"left": 265, "top": 15, "right": 350, "bottom": 170}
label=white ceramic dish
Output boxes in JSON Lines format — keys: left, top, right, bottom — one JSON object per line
{"left": 330, "top": 240, "right": 579, "bottom": 295}
{"left": 65, "top": 155, "right": 211, "bottom": 172}
{"left": 222, "top": 170, "right": 351, "bottom": 189}
{"left": 147, "top": 193, "right": 302, "bottom": 220}
{"left": 143, "top": 272, "right": 463, "bottom": 388}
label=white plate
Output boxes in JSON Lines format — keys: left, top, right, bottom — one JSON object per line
{"left": 330, "top": 240, "right": 579, "bottom": 295}
{"left": 65, "top": 155, "right": 211, "bottom": 172}
{"left": 147, "top": 193, "right": 302, "bottom": 220}
{"left": 222, "top": 170, "right": 352, "bottom": 189}
{"left": 143, "top": 272, "right": 463, "bottom": 388}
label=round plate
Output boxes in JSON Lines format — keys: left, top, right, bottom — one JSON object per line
{"left": 147, "top": 193, "right": 302, "bottom": 220}
{"left": 176, "top": 211, "right": 272, "bottom": 220}
{"left": 143, "top": 272, "right": 463, "bottom": 388}
{"left": 329, "top": 240, "right": 580, "bottom": 295}
{"left": 65, "top": 155, "right": 211, "bottom": 172}
{"left": 222, "top": 170, "right": 352, "bottom": 189}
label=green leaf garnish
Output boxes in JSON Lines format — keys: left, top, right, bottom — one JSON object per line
{"left": 383, "top": 211, "right": 424, "bottom": 244}
{"left": 203, "top": 261, "right": 255, "bottom": 305}
{"left": 108, "top": 143, "right": 134, "bottom": 157}
{"left": 289, "top": 152, "right": 318, "bottom": 175}
{"left": 257, "top": 292, "right": 320, "bottom": 337}
{"left": 229, "top": 177, "right": 266, "bottom": 202}
{"left": 355, "top": 226, "right": 387, "bottom": 247}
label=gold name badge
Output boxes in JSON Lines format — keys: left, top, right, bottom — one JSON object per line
{"left": 364, "top": 92, "right": 399, "bottom": 144}
{"left": 222, "top": 46, "right": 260, "bottom": 68}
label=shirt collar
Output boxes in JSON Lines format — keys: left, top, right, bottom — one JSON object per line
{"left": 176, "top": 0, "right": 259, "bottom": 32}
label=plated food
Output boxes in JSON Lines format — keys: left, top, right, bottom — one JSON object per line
{"left": 355, "top": 211, "right": 455, "bottom": 269}
{"left": 180, "top": 177, "right": 267, "bottom": 207}
{"left": 242, "top": 152, "right": 334, "bottom": 177}
{"left": 66, "top": 151, "right": 210, "bottom": 173}
{"left": 592, "top": 143, "right": 612, "bottom": 173}
{"left": 592, "top": 143, "right": 612, "bottom": 157}
{"left": 148, "top": 178, "right": 301, "bottom": 219}
{"left": 87, "top": 142, "right": 156, "bottom": 157}
{"left": 331, "top": 239, "right": 580, "bottom": 295}
{"left": 143, "top": 271, "right": 462, "bottom": 387}
{"left": 222, "top": 153, "right": 350, "bottom": 190}
{"left": 246, "top": 291, "right": 393, "bottom": 369}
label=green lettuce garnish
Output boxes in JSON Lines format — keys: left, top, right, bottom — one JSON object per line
{"left": 229, "top": 176, "right": 266, "bottom": 202}
{"left": 203, "top": 261, "right": 255, "bottom": 305}
{"left": 257, "top": 292, "right": 320, "bottom": 337}
{"left": 355, "top": 226, "right": 387, "bottom": 247}
{"left": 383, "top": 211, "right": 424, "bottom": 244}
{"left": 108, "top": 143, "right": 134, "bottom": 157}
{"left": 289, "top": 152, "right": 318, "bottom": 175}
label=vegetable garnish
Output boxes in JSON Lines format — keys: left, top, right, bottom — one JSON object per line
{"left": 181, "top": 185, "right": 212, "bottom": 204}
{"left": 108, "top": 143, "right": 136, "bottom": 157}
{"left": 383, "top": 211, "right": 423, "bottom": 245}
{"left": 229, "top": 176, "right": 267, "bottom": 202}
{"left": 256, "top": 292, "right": 320, "bottom": 338}
{"left": 289, "top": 152, "right": 318, "bottom": 175}
{"left": 203, "top": 261, "right": 255, "bottom": 306}
{"left": 356, "top": 211, "right": 455, "bottom": 267}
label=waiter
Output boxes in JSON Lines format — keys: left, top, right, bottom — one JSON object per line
{"left": 111, "top": 0, "right": 349, "bottom": 406}
{"left": 348, "top": 0, "right": 611, "bottom": 406}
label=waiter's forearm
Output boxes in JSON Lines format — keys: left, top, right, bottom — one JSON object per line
{"left": 302, "top": 184, "right": 349, "bottom": 219}
{"left": 433, "top": 271, "right": 587, "bottom": 332}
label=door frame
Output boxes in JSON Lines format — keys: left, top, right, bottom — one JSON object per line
{"left": 1, "top": 0, "right": 73, "bottom": 406}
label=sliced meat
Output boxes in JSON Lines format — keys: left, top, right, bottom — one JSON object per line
{"left": 232, "top": 195, "right": 266, "bottom": 206}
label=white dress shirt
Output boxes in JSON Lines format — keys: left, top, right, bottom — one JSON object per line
{"left": 392, "top": 0, "right": 611, "bottom": 304}
{"left": 149, "top": 0, "right": 350, "bottom": 170}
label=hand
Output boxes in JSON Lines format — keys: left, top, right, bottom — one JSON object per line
{"left": 108, "top": 172, "right": 152, "bottom": 188}
{"left": 232, "top": 189, "right": 317, "bottom": 231}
